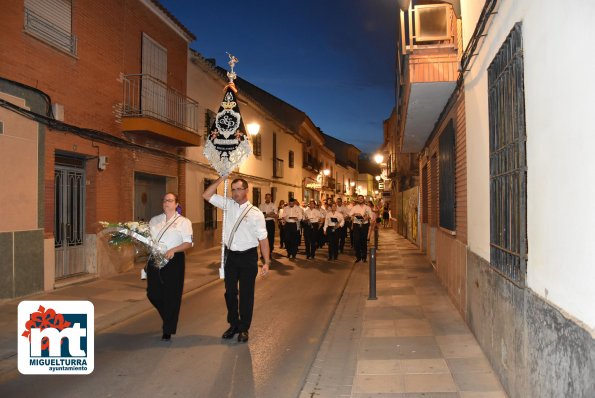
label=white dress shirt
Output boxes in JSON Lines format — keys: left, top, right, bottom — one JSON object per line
{"left": 304, "top": 208, "right": 323, "bottom": 224}
{"left": 337, "top": 205, "right": 349, "bottom": 219}
{"left": 149, "top": 214, "right": 193, "bottom": 250}
{"left": 209, "top": 195, "right": 267, "bottom": 251}
{"left": 323, "top": 211, "right": 345, "bottom": 232}
{"left": 259, "top": 202, "right": 277, "bottom": 221}
{"left": 283, "top": 205, "right": 303, "bottom": 223}
{"left": 349, "top": 204, "right": 372, "bottom": 225}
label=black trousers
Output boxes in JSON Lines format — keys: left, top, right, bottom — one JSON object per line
{"left": 327, "top": 227, "right": 340, "bottom": 259}
{"left": 303, "top": 224, "right": 319, "bottom": 257}
{"left": 284, "top": 223, "right": 299, "bottom": 256}
{"left": 339, "top": 222, "right": 348, "bottom": 252}
{"left": 317, "top": 224, "right": 326, "bottom": 247}
{"left": 265, "top": 220, "right": 275, "bottom": 251}
{"left": 147, "top": 252, "right": 185, "bottom": 335}
{"left": 353, "top": 223, "right": 370, "bottom": 261}
{"left": 224, "top": 247, "right": 258, "bottom": 332}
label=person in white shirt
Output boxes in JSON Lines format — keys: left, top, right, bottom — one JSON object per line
{"left": 303, "top": 200, "right": 324, "bottom": 259}
{"left": 277, "top": 200, "right": 286, "bottom": 249}
{"left": 336, "top": 197, "right": 349, "bottom": 253}
{"left": 203, "top": 177, "right": 270, "bottom": 343}
{"left": 324, "top": 202, "right": 345, "bottom": 260}
{"left": 349, "top": 195, "right": 372, "bottom": 263}
{"left": 259, "top": 193, "right": 277, "bottom": 253}
{"left": 147, "top": 192, "right": 193, "bottom": 342}
{"left": 346, "top": 198, "right": 355, "bottom": 247}
{"left": 282, "top": 198, "right": 303, "bottom": 259}
{"left": 317, "top": 200, "right": 328, "bottom": 248}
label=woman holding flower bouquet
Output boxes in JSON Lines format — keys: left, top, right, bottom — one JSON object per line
{"left": 147, "top": 192, "right": 193, "bottom": 341}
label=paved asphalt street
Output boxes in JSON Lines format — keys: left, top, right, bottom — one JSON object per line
{"left": 0, "top": 252, "right": 355, "bottom": 398}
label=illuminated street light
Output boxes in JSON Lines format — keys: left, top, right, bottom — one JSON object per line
{"left": 246, "top": 122, "right": 261, "bottom": 136}
{"left": 374, "top": 153, "right": 384, "bottom": 164}
{"left": 375, "top": 175, "right": 381, "bottom": 181}
{"left": 350, "top": 181, "right": 356, "bottom": 187}
{"left": 323, "top": 169, "right": 330, "bottom": 176}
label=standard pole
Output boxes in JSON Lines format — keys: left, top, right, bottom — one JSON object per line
{"left": 368, "top": 247, "right": 377, "bottom": 300}
{"left": 374, "top": 226, "right": 379, "bottom": 249}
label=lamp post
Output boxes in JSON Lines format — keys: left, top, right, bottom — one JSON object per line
{"left": 374, "top": 153, "right": 384, "bottom": 164}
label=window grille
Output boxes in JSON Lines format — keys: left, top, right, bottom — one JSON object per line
{"left": 439, "top": 120, "right": 456, "bottom": 231}
{"left": 252, "top": 187, "right": 261, "bottom": 208}
{"left": 289, "top": 151, "right": 294, "bottom": 168}
{"left": 24, "top": 0, "right": 77, "bottom": 55}
{"left": 253, "top": 134, "right": 262, "bottom": 156}
{"left": 488, "top": 22, "right": 527, "bottom": 285}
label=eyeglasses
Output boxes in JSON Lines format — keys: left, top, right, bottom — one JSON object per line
{"left": 162, "top": 199, "right": 175, "bottom": 203}
{"left": 231, "top": 188, "right": 246, "bottom": 192}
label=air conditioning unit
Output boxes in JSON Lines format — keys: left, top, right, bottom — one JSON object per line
{"left": 415, "top": 4, "right": 450, "bottom": 42}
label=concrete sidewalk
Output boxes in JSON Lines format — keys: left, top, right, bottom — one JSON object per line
{"left": 0, "top": 245, "right": 225, "bottom": 382}
{"left": 300, "top": 228, "right": 509, "bottom": 398}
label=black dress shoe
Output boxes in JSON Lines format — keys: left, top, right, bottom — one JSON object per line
{"left": 161, "top": 333, "right": 171, "bottom": 341}
{"left": 238, "top": 331, "right": 249, "bottom": 343}
{"left": 222, "top": 326, "right": 239, "bottom": 339}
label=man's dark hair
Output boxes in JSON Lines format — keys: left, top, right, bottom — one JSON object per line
{"left": 231, "top": 178, "right": 248, "bottom": 189}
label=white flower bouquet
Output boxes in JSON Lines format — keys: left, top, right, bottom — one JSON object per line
{"left": 99, "top": 221, "right": 169, "bottom": 268}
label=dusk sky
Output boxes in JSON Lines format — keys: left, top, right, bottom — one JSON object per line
{"left": 159, "top": 0, "right": 397, "bottom": 154}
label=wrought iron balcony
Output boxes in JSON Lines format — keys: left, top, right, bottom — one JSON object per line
{"left": 122, "top": 74, "right": 199, "bottom": 137}
{"left": 303, "top": 156, "right": 322, "bottom": 173}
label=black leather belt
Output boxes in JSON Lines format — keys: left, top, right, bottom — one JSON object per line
{"left": 225, "top": 246, "right": 258, "bottom": 254}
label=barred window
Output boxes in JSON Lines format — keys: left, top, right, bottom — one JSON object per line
{"left": 253, "top": 134, "right": 262, "bottom": 156}
{"left": 289, "top": 150, "right": 294, "bottom": 168}
{"left": 488, "top": 22, "right": 527, "bottom": 285}
{"left": 24, "top": 0, "right": 77, "bottom": 55}
{"left": 252, "top": 187, "right": 261, "bottom": 208}
{"left": 204, "top": 179, "right": 217, "bottom": 230}
{"left": 439, "top": 120, "right": 456, "bottom": 231}
{"left": 288, "top": 191, "right": 294, "bottom": 202}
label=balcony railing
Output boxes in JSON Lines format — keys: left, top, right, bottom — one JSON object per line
{"left": 24, "top": 8, "right": 77, "bottom": 55}
{"left": 122, "top": 74, "right": 199, "bottom": 133}
{"left": 303, "top": 156, "right": 322, "bottom": 173}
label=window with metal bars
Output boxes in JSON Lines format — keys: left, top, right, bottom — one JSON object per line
{"left": 253, "top": 134, "right": 262, "bottom": 156}
{"left": 203, "top": 178, "right": 217, "bottom": 230}
{"left": 252, "top": 187, "right": 261, "bottom": 208}
{"left": 439, "top": 120, "right": 456, "bottom": 231}
{"left": 24, "top": 0, "right": 77, "bottom": 55}
{"left": 488, "top": 22, "right": 527, "bottom": 285}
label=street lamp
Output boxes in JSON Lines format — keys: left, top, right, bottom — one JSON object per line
{"left": 246, "top": 122, "right": 261, "bottom": 136}
{"left": 374, "top": 153, "right": 384, "bottom": 164}
{"left": 375, "top": 175, "right": 381, "bottom": 181}
{"left": 322, "top": 169, "right": 330, "bottom": 176}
